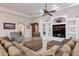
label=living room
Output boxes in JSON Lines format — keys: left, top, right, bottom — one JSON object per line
{"left": 0, "top": 3, "right": 79, "bottom": 56}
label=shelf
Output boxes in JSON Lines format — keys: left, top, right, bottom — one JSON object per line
{"left": 53, "top": 22, "right": 66, "bottom": 25}
{"left": 67, "top": 25, "right": 76, "bottom": 27}
{"left": 68, "top": 18, "right": 77, "bottom": 21}
{"left": 67, "top": 32, "right": 77, "bottom": 34}
{"left": 67, "top": 20, "right": 76, "bottom": 25}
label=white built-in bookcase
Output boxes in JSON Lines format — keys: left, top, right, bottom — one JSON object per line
{"left": 66, "top": 18, "right": 79, "bottom": 40}
{"left": 40, "top": 16, "right": 52, "bottom": 40}
{"left": 51, "top": 15, "right": 67, "bottom": 41}
{"left": 78, "top": 19, "right": 79, "bottom": 39}
{"left": 40, "top": 15, "right": 79, "bottom": 41}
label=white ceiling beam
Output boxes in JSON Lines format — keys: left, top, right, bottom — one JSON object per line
{"left": 56, "top": 3, "right": 79, "bottom": 11}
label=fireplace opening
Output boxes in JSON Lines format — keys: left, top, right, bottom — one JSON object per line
{"left": 52, "top": 24, "right": 66, "bottom": 38}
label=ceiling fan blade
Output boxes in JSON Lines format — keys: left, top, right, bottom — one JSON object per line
{"left": 49, "top": 10, "right": 56, "bottom": 13}
{"left": 41, "top": 14, "right": 45, "bottom": 16}
{"left": 43, "top": 9, "right": 47, "bottom": 13}
{"left": 48, "top": 13, "right": 52, "bottom": 16}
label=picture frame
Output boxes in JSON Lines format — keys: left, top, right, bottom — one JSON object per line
{"left": 4, "top": 23, "right": 15, "bottom": 29}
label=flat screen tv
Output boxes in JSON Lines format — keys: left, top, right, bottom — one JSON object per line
{"left": 52, "top": 24, "right": 66, "bottom": 38}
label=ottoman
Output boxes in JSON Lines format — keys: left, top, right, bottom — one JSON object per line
{"left": 23, "top": 39, "right": 42, "bottom": 51}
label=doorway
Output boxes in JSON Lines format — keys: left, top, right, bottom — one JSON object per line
{"left": 31, "top": 23, "right": 39, "bottom": 37}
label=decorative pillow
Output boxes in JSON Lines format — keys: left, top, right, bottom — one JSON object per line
{"left": 63, "top": 52, "right": 70, "bottom": 56}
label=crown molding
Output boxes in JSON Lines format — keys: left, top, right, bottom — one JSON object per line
{"left": 0, "top": 6, "right": 30, "bottom": 18}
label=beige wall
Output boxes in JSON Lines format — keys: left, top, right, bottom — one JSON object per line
{"left": 0, "top": 11, "right": 32, "bottom": 39}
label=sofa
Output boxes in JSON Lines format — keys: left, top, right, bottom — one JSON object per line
{"left": 72, "top": 41, "right": 79, "bottom": 56}
{"left": 47, "top": 37, "right": 73, "bottom": 49}
{"left": 0, "top": 37, "right": 41, "bottom": 56}
{"left": 0, "top": 36, "right": 79, "bottom": 56}
{"left": 0, "top": 37, "right": 22, "bottom": 56}
{"left": 0, "top": 43, "right": 8, "bottom": 56}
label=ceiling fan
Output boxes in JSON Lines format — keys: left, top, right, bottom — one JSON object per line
{"left": 41, "top": 3, "right": 56, "bottom": 16}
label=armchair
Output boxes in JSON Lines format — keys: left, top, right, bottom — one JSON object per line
{"left": 10, "top": 32, "right": 24, "bottom": 43}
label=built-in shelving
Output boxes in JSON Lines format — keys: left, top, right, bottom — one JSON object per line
{"left": 53, "top": 22, "right": 66, "bottom": 25}
{"left": 40, "top": 15, "right": 79, "bottom": 41}
{"left": 66, "top": 18, "right": 78, "bottom": 40}
{"left": 40, "top": 16, "right": 52, "bottom": 40}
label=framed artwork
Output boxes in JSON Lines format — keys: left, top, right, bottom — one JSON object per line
{"left": 4, "top": 23, "right": 15, "bottom": 29}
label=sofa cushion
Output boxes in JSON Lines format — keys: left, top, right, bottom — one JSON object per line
{"left": 56, "top": 44, "right": 71, "bottom": 56}
{"left": 4, "top": 40, "right": 13, "bottom": 50}
{"left": 61, "top": 44, "right": 71, "bottom": 55}
{"left": 0, "top": 37, "right": 4, "bottom": 42}
{"left": 38, "top": 50, "right": 53, "bottom": 56}
{"left": 3, "top": 36, "right": 11, "bottom": 41}
{"left": 55, "top": 50, "right": 63, "bottom": 56}
{"left": 55, "top": 46, "right": 63, "bottom": 56}
{"left": 39, "top": 45, "right": 60, "bottom": 56}
{"left": 13, "top": 42, "right": 38, "bottom": 56}
{"left": 67, "top": 40, "right": 75, "bottom": 49}
{"left": 1, "top": 40, "right": 13, "bottom": 50}
{"left": 0, "top": 43, "right": 8, "bottom": 56}
{"left": 72, "top": 42, "right": 79, "bottom": 56}
{"left": 49, "top": 45, "right": 60, "bottom": 56}
{"left": 62, "top": 52, "right": 70, "bottom": 56}
{"left": 0, "top": 36, "right": 11, "bottom": 42}
{"left": 8, "top": 46, "right": 22, "bottom": 56}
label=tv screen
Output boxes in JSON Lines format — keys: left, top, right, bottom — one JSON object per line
{"left": 52, "top": 24, "right": 66, "bottom": 38}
